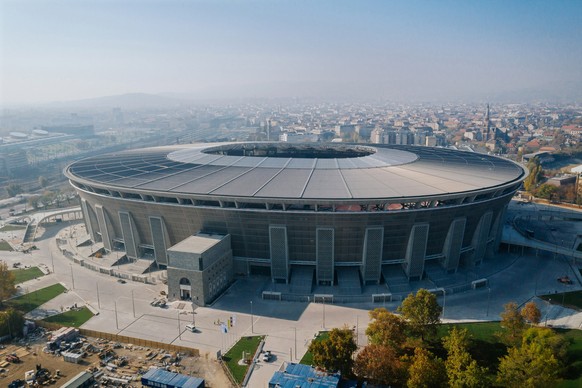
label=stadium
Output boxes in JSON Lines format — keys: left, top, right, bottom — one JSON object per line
{"left": 65, "top": 142, "right": 527, "bottom": 304}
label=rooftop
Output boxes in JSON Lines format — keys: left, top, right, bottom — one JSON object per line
{"left": 66, "top": 142, "right": 526, "bottom": 201}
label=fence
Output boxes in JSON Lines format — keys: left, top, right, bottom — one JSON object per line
{"left": 35, "top": 321, "right": 199, "bottom": 357}
{"left": 218, "top": 358, "right": 240, "bottom": 388}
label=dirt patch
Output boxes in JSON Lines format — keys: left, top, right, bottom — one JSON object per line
{"left": 1, "top": 343, "right": 92, "bottom": 385}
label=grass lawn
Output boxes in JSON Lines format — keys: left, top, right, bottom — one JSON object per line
{"left": 539, "top": 291, "right": 582, "bottom": 311}
{"left": 222, "top": 335, "right": 265, "bottom": 384}
{"left": 0, "top": 224, "right": 26, "bottom": 232}
{"left": 300, "top": 331, "right": 330, "bottom": 365}
{"left": 11, "top": 267, "right": 44, "bottom": 284}
{"left": 436, "top": 322, "right": 582, "bottom": 387}
{"left": 42, "top": 306, "right": 94, "bottom": 327}
{"left": 0, "top": 240, "right": 14, "bottom": 251}
{"left": 555, "top": 328, "right": 582, "bottom": 387}
{"left": 6, "top": 283, "right": 66, "bottom": 313}
{"left": 436, "top": 322, "right": 507, "bottom": 370}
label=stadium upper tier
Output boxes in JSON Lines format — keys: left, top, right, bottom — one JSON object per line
{"left": 65, "top": 143, "right": 526, "bottom": 202}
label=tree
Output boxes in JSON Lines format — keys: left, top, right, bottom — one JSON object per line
{"left": 6, "top": 183, "right": 23, "bottom": 197}
{"left": 523, "top": 158, "right": 542, "bottom": 193}
{"left": 353, "top": 344, "right": 407, "bottom": 386}
{"left": 0, "top": 308, "right": 24, "bottom": 338}
{"left": 498, "top": 302, "right": 526, "bottom": 346}
{"left": 497, "top": 328, "right": 561, "bottom": 387}
{"left": 397, "top": 288, "right": 442, "bottom": 341}
{"left": 407, "top": 347, "right": 447, "bottom": 388}
{"left": 522, "top": 327, "right": 568, "bottom": 363}
{"left": 366, "top": 308, "right": 408, "bottom": 351}
{"left": 535, "top": 184, "right": 558, "bottom": 200}
{"left": 308, "top": 327, "right": 357, "bottom": 377}
{"left": 40, "top": 191, "right": 56, "bottom": 209}
{"left": 0, "top": 261, "right": 16, "bottom": 305}
{"left": 28, "top": 195, "right": 41, "bottom": 210}
{"left": 38, "top": 175, "right": 49, "bottom": 189}
{"left": 520, "top": 301, "right": 541, "bottom": 326}
{"left": 443, "top": 327, "right": 490, "bottom": 388}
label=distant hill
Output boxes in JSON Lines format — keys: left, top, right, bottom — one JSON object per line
{"left": 46, "top": 93, "right": 190, "bottom": 110}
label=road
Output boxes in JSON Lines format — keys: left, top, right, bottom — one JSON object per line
{"left": 2, "top": 210, "right": 582, "bottom": 388}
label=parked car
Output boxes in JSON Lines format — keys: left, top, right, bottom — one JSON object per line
{"left": 558, "top": 276, "right": 573, "bottom": 285}
{"left": 262, "top": 350, "right": 272, "bottom": 362}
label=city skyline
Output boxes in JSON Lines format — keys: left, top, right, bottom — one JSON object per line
{"left": 1, "top": 0, "right": 582, "bottom": 105}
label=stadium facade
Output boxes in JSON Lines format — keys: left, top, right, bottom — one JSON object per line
{"left": 65, "top": 142, "right": 527, "bottom": 304}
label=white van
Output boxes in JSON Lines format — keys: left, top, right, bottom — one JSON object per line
{"left": 185, "top": 324, "right": 196, "bottom": 333}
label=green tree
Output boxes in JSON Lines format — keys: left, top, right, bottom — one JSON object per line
{"left": 497, "top": 328, "right": 560, "bottom": 387}
{"left": 535, "top": 183, "right": 558, "bottom": 200}
{"left": 40, "top": 190, "right": 56, "bottom": 209}
{"left": 520, "top": 301, "right": 541, "bottom": 326}
{"left": 498, "top": 302, "right": 526, "bottom": 346}
{"left": 308, "top": 327, "right": 357, "bottom": 377}
{"left": 397, "top": 289, "right": 442, "bottom": 341}
{"left": 407, "top": 347, "right": 447, "bottom": 388}
{"left": 365, "top": 308, "right": 408, "bottom": 351}
{"left": 443, "top": 327, "right": 490, "bottom": 388}
{"left": 0, "top": 308, "right": 24, "bottom": 338}
{"left": 0, "top": 261, "right": 16, "bottom": 305}
{"left": 353, "top": 344, "right": 407, "bottom": 386}
{"left": 6, "top": 183, "right": 23, "bottom": 197}
{"left": 523, "top": 158, "right": 542, "bottom": 192}
{"left": 522, "top": 327, "right": 568, "bottom": 362}
{"left": 38, "top": 175, "right": 49, "bottom": 189}
{"left": 27, "top": 195, "right": 41, "bottom": 210}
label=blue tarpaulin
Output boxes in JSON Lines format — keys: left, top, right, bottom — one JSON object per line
{"left": 268, "top": 362, "right": 340, "bottom": 388}
{"left": 141, "top": 368, "right": 204, "bottom": 388}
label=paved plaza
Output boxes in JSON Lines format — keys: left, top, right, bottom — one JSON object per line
{"left": 2, "top": 203, "right": 582, "bottom": 387}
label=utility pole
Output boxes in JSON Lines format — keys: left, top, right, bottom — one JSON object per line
{"left": 131, "top": 290, "right": 136, "bottom": 318}
{"left": 178, "top": 312, "right": 182, "bottom": 340}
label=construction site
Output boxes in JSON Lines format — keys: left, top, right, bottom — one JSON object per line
{"left": 1, "top": 325, "right": 231, "bottom": 387}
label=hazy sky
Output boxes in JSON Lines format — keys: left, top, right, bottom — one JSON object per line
{"left": 1, "top": 0, "right": 581, "bottom": 104}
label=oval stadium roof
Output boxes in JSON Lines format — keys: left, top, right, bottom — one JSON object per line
{"left": 65, "top": 142, "right": 526, "bottom": 201}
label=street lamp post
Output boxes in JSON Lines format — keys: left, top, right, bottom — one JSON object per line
{"left": 250, "top": 301, "right": 254, "bottom": 334}
{"left": 322, "top": 298, "right": 326, "bottom": 329}
{"left": 441, "top": 290, "right": 446, "bottom": 319}
{"left": 486, "top": 287, "right": 491, "bottom": 316}
{"left": 96, "top": 282, "right": 101, "bottom": 309}
{"left": 131, "top": 290, "right": 136, "bottom": 318}
{"left": 70, "top": 264, "right": 75, "bottom": 289}
{"left": 178, "top": 312, "right": 181, "bottom": 340}
{"left": 294, "top": 327, "right": 297, "bottom": 360}
{"left": 114, "top": 300, "right": 119, "bottom": 330}
{"left": 356, "top": 316, "right": 359, "bottom": 346}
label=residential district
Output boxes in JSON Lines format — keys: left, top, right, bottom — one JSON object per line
{"left": 1, "top": 99, "right": 582, "bottom": 387}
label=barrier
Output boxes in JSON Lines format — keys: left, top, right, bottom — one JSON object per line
{"left": 313, "top": 294, "right": 333, "bottom": 303}
{"left": 262, "top": 291, "right": 282, "bottom": 301}
{"left": 372, "top": 293, "right": 392, "bottom": 303}
{"left": 35, "top": 321, "right": 200, "bottom": 357}
{"left": 472, "top": 278, "right": 488, "bottom": 289}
